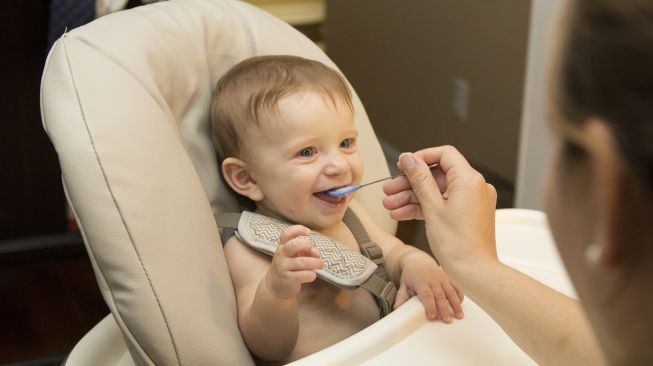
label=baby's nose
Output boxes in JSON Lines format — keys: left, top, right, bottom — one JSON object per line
{"left": 323, "top": 154, "right": 349, "bottom": 176}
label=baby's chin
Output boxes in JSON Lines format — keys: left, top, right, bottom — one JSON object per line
{"left": 289, "top": 209, "right": 347, "bottom": 232}
{"left": 311, "top": 212, "right": 349, "bottom": 231}
{"left": 256, "top": 200, "right": 349, "bottom": 231}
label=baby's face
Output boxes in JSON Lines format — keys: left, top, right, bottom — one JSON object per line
{"left": 244, "top": 91, "right": 362, "bottom": 230}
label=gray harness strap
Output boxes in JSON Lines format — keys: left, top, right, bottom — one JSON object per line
{"left": 215, "top": 209, "right": 397, "bottom": 317}
{"left": 341, "top": 209, "right": 397, "bottom": 316}
{"left": 215, "top": 213, "right": 241, "bottom": 228}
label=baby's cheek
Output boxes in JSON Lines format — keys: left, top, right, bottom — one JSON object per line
{"left": 352, "top": 156, "right": 364, "bottom": 182}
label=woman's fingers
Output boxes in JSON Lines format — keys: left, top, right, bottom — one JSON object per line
{"left": 413, "top": 145, "right": 473, "bottom": 177}
{"left": 487, "top": 183, "right": 497, "bottom": 200}
{"left": 384, "top": 145, "right": 472, "bottom": 199}
{"left": 397, "top": 153, "right": 444, "bottom": 220}
{"left": 383, "top": 163, "right": 448, "bottom": 197}
{"left": 387, "top": 203, "right": 423, "bottom": 221}
{"left": 383, "top": 190, "right": 425, "bottom": 220}
{"left": 433, "top": 167, "right": 448, "bottom": 194}
{"left": 383, "top": 154, "right": 450, "bottom": 220}
{"left": 383, "top": 189, "right": 419, "bottom": 210}
{"left": 383, "top": 175, "right": 411, "bottom": 196}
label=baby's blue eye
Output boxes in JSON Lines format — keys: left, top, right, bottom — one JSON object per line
{"left": 299, "top": 147, "right": 315, "bottom": 157}
{"left": 340, "top": 138, "right": 352, "bottom": 149}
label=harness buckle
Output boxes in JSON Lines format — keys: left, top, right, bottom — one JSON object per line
{"left": 360, "top": 243, "right": 384, "bottom": 264}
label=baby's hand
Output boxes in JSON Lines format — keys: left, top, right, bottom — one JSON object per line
{"left": 395, "top": 251, "right": 464, "bottom": 323}
{"left": 265, "top": 225, "right": 324, "bottom": 299}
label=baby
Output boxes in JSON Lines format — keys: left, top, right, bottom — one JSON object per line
{"left": 210, "top": 55, "right": 464, "bottom": 364}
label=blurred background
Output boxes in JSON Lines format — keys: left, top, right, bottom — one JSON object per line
{"left": 0, "top": 0, "right": 561, "bottom": 364}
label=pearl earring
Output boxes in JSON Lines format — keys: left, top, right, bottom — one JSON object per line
{"left": 585, "top": 244, "right": 604, "bottom": 266}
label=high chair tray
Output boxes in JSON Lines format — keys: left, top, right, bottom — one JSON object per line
{"left": 288, "top": 209, "right": 575, "bottom": 365}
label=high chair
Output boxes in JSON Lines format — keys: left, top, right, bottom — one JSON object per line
{"left": 41, "top": 1, "right": 575, "bottom": 365}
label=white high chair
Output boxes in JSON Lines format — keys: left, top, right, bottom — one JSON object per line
{"left": 41, "top": 1, "right": 576, "bottom": 365}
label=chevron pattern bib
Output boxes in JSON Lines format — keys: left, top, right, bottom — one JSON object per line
{"left": 235, "top": 211, "right": 378, "bottom": 288}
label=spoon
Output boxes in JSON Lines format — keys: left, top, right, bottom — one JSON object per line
{"left": 326, "top": 163, "right": 440, "bottom": 197}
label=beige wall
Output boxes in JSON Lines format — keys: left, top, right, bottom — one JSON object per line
{"left": 326, "top": 0, "right": 531, "bottom": 184}
{"left": 516, "top": 0, "right": 565, "bottom": 209}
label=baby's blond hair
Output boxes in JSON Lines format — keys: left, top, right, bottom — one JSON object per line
{"left": 210, "top": 55, "right": 353, "bottom": 161}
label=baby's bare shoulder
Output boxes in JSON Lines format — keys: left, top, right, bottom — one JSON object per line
{"left": 223, "top": 235, "right": 271, "bottom": 285}
{"left": 224, "top": 235, "right": 267, "bottom": 260}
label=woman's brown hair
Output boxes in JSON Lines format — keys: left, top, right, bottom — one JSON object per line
{"left": 556, "top": 0, "right": 653, "bottom": 188}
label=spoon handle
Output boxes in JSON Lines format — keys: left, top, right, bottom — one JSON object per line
{"left": 358, "top": 163, "right": 439, "bottom": 189}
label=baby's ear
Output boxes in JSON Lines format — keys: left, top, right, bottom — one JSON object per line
{"left": 221, "top": 157, "right": 264, "bottom": 202}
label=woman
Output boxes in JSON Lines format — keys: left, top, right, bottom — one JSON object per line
{"left": 382, "top": 0, "right": 653, "bottom": 365}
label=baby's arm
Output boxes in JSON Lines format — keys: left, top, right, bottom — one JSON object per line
{"left": 349, "top": 199, "right": 464, "bottom": 322}
{"left": 223, "top": 225, "right": 323, "bottom": 361}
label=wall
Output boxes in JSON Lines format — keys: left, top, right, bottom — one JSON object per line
{"left": 326, "top": 0, "right": 531, "bottom": 185}
{"left": 515, "top": 0, "right": 566, "bottom": 209}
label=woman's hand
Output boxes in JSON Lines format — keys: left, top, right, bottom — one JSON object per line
{"left": 385, "top": 147, "right": 607, "bottom": 366}
{"left": 382, "top": 146, "right": 498, "bottom": 275}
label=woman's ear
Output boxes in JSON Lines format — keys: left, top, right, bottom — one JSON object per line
{"left": 221, "top": 157, "right": 264, "bottom": 202}
{"left": 583, "top": 119, "right": 626, "bottom": 267}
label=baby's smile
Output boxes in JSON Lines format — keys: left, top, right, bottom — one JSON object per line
{"left": 313, "top": 191, "right": 347, "bottom": 207}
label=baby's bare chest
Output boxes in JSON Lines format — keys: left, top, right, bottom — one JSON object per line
{"left": 302, "top": 222, "right": 378, "bottom": 313}
{"left": 287, "top": 222, "right": 382, "bottom": 360}
{"left": 295, "top": 279, "right": 380, "bottom": 347}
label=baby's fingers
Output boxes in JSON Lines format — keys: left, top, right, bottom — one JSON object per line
{"left": 291, "top": 270, "right": 318, "bottom": 284}
{"left": 288, "top": 256, "right": 324, "bottom": 272}
{"left": 432, "top": 288, "right": 454, "bottom": 323}
{"left": 279, "top": 235, "right": 314, "bottom": 258}
{"left": 454, "top": 282, "right": 465, "bottom": 304}
{"left": 280, "top": 225, "right": 311, "bottom": 245}
{"left": 393, "top": 284, "right": 411, "bottom": 309}
{"left": 443, "top": 282, "right": 464, "bottom": 319}
{"left": 414, "top": 284, "right": 438, "bottom": 320}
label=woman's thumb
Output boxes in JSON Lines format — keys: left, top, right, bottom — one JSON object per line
{"left": 399, "top": 153, "right": 442, "bottom": 211}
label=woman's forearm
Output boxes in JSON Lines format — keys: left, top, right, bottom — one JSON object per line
{"left": 451, "top": 260, "right": 605, "bottom": 366}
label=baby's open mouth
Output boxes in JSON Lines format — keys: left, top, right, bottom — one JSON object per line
{"left": 313, "top": 191, "right": 346, "bottom": 204}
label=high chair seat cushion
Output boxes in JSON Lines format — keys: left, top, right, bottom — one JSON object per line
{"left": 40, "top": 0, "right": 394, "bottom": 365}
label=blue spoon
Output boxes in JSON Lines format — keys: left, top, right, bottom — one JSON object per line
{"left": 327, "top": 163, "right": 439, "bottom": 197}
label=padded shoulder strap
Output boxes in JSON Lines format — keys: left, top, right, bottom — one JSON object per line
{"left": 215, "top": 210, "right": 396, "bottom": 316}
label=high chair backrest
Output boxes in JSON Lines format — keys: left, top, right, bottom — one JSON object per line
{"left": 40, "top": 1, "right": 395, "bottom": 365}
